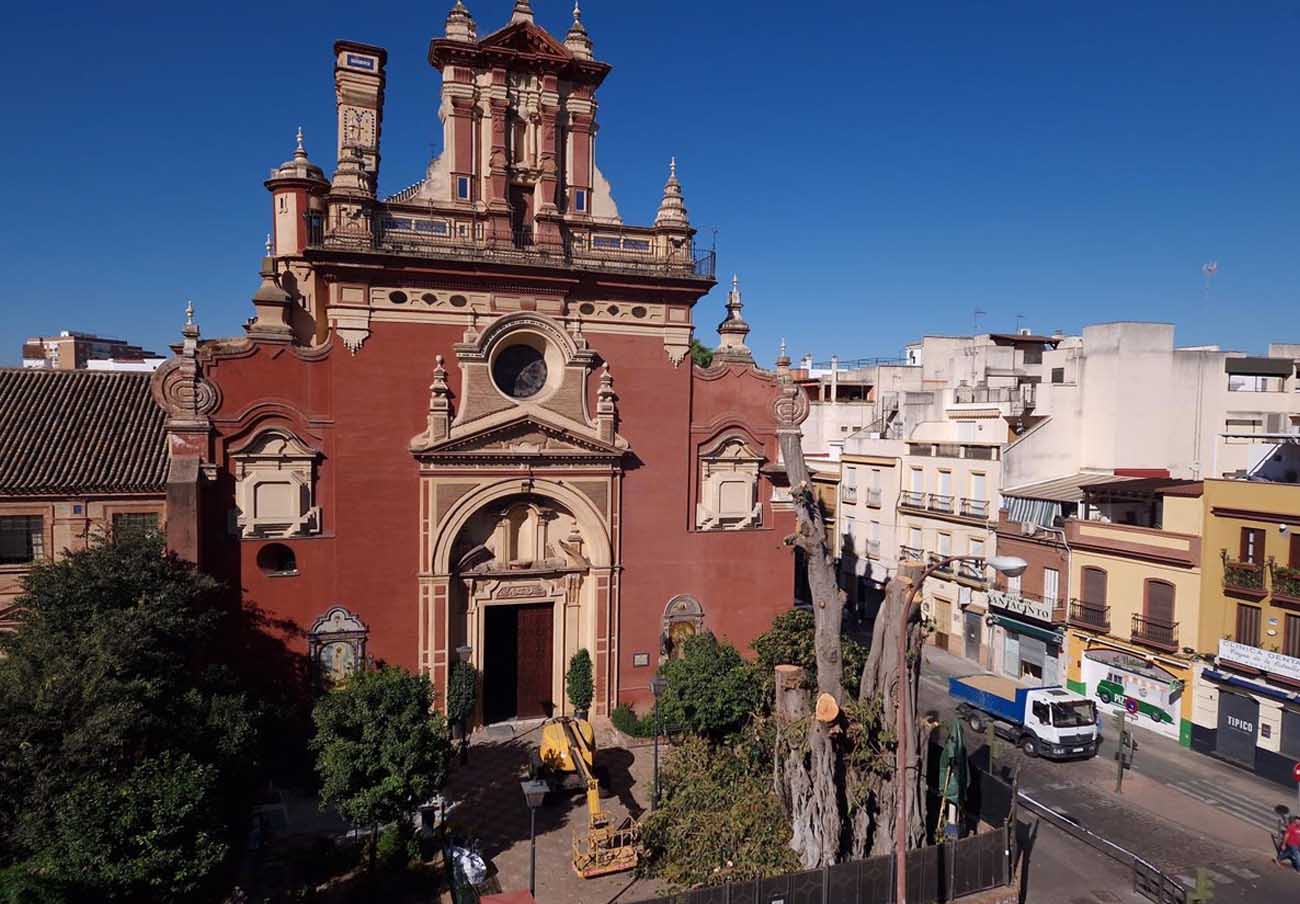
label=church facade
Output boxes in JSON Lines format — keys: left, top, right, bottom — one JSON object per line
{"left": 154, "top": 1, "right": 805, "bottom": 722}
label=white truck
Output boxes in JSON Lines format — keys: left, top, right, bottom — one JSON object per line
{"left": 949, "top": 674, "right": 1099, "bottom": 760}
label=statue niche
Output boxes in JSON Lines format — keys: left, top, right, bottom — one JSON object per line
{"left": 695, "top": 434, "right": 763, "bottom": 531}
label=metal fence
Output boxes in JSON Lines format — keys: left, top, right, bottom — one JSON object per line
{"left": 633, "top": 829, "right": 1011, "bottom": 904}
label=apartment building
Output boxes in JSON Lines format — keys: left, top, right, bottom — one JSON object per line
{"left": 21, "top": 330, "right": 161, "bottom": 371}
{"left": 1192, "top": 478, "right": 1300, "bottom": 785}
{"left": 838, "top": 435, "right": 907, "bottom": 613}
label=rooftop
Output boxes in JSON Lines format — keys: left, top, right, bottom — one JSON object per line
{"left": 0, "top": 369, "right": 167, "bottom": 496}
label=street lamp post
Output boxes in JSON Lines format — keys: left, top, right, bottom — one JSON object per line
{"left": 520, "top": 779, "right": 548, "bottom": 900}
{"left": 894, "top": 554, "right": 1026, "bottom": 904}
{"left": 649, "top": 675, "right": 667, "bottom": 810}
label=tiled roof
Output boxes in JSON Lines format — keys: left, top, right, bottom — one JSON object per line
{"left": 0, "top": 368, "right": 167, "bottom": 496}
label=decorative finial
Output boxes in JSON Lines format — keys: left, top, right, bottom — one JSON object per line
{"left": 265, "top": 233, "right": 273, "bottom": 256}
{"left": 185, "top": 300, "right": 194, "bottom": 326}
{"left": 779, "top": 338, "right": 787, "bottom": 357}
{"left": 670, "top": 156, "right": 677, "bottom": 179}
{"left": 574, "top": 0, "right": 581, "bottom": 19}
{"left": 654, "top": 157, "right": 690, "bottom": 227}
{"left": 511, "top": 0, "right": 534, "bottom": 24}
{"left": 714, "top": 274, "right": 752, "bottom": 361}
{"left": 296, "top": 126, "right": 304, "bottom": 153}
{"left": 731, "top": 272, "right": 739, "bottom": 292}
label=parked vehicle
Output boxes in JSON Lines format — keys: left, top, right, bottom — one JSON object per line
{"left": 949, "top": 674, "right": 1099, "bottom": 760}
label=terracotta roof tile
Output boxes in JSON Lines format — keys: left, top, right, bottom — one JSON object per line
{"left": 0, "top": 368, "right": 167, "bottom": 496}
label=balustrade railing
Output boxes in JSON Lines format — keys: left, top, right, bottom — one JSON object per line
{"left": 1069, "top": 599, "right": 1110, "bottom": 632}
{"left": 1131, "top": 613, "right": 1179, "bottom": 652}
{"left": 841, "top": 485, "right": 858, "bottom": 505}
{"left": 900, "top": 545, "right": 925, "bottom": 562}
{"left": 865, "top": 487, "right": 883, "bottom": 508}
{"left": 927, "top": 493, "right": 955, "bottom": 514}
{"left": 900, "top": 490, "right": 926, "bottom": 509}
{"left": 961, "top": 498, "right": 990, "bottom": 520}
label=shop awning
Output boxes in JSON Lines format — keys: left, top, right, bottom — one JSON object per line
{"left": 1225, "top": 357, "right": 1294, "bottom": 376}
{"left": 991, "top": 614, "right": 1063, "bottom": 645}
{"left": 1202, "top": 669, "right": 1300, "bottom": 705}
{"left": 1002, "top": 472, "right": 1138, "bottom": 504}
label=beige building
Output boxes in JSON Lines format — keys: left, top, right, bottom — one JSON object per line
{"left": 20, "top": 330, "right": 160, "bottom": 371}
{"left": 0, "top": 369, "right": 167, "bottom": 626}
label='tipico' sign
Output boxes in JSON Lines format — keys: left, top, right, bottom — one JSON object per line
{"left": 1219, "top": 639, "right": 1300, "bottom": 683}
{"left": 988, "top": 589, "right": 1054, "bottom": 623}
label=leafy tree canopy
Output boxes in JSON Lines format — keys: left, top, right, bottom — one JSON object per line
{"left": 311, "top": 667, "right": 451, "bottom": 831}
{"left": 0, "top": 530, "right": 261, "bottom": 902}
{"left": 752, "top": 608, "right": 869, "bottom": 700}
{"left": 689, "top": 338, "right": 714, "bottom": 368}
{"left": 654, "top": 633, "right": 761, "bottom": 738}
{"left": 639, "top": 736, "right": 799, "bottom": 891}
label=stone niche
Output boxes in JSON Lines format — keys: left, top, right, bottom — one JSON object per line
{"left": 231, "top": 429, "right": 322, "bottom": 539}
{"left": 695, "top": 435, "right": 763, "bottom": 530}
{"left": 308, "top": 606, "right": 368, "bottom": 687}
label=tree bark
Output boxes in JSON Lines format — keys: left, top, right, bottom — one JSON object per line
{"left": 777, "top": 429, "right": 845, "bottom": 869}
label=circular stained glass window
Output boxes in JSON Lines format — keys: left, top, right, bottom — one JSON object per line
{"left": 493, "top": 344, "right": 549, "bottom": 399}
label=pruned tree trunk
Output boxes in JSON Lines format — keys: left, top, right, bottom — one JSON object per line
{"left": 777, "top": 428, "right": 845, "bottom": 869}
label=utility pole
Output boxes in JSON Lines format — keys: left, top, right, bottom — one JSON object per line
{"left": 1114, "top": 710, "right": 1127, "bottom": 794}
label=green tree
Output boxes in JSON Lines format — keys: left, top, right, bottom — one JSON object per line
{"left": 311, "top": 667, "right": 451, "bottom": 868}
{"left": 566, "top": 649, "right": 594, "bottom": 714}
{"left": 752, "top": 609, "right": 870, "bottom": 701}
{"left": 0, "top": 530, "right": 261, "bottom": 902}
{"left": 654, "top": 633, "right": 761, "bottom": 738}
{"left": 689, "top": 338, "right": 714, "bottom": 368}
{"left": 639, "top": 736, "right": 799, "bottom": 891}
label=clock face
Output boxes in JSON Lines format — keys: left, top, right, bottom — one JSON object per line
{"left": 493, "top": 344, "right": 548, "bottom": 400}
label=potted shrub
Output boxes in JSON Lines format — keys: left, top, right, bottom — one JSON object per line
{"left": 566, "top": 649, "right": 594, "bottom": 720}
{"left": 446, "top": 660, "right": 477, "bottom": 741}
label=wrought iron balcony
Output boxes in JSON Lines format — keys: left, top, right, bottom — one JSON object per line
{"left": 1131, "top": 614, "right": 1179, "bottom": 652}
{"left": 900, "top": 491, "right": 926, "bottom": 510}
{"left": 1222, "top": 550, "right": 1266, "bottom": 598}
{"left": 865, "top": 539, "right": 881, "bottom": 559}
{"left": 928, "top": 553, "right": 956, "bottom": 576}
{"left": 841, "top": 485, "right": 858, "bottom": 505}
{"left": 1068, "top": 599, "right": 1110, "bottom": 632}
{"left": 900, "top": 545, "right": 925, "bottom": 562}
{"left": 955, "top": 560, "right": 986, "bottom": 585}
{"left": 951, "top": 384, "right": 1037, "bottom": 412}
{"left": 927, "top": 494, "right": 955, "bottom": 514}
{"left": 865, "top": 487, "right": 883, "bottom": 508}
{"left": 1274, "top": 563, "right": 1300, "bottom": 604}
{"left": 960, "top": 498, "right": 990, "bottom": 520}
{"left": 306, "top": 214, "right": 716, "bottom": 280}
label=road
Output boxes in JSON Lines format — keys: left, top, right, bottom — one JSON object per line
{"left": 918, "top": 645, "right": 1300, "bottom": 903}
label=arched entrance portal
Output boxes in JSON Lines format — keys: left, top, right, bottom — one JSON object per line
{"left": 448, "top": 494, "right": 602, "bottom": 724}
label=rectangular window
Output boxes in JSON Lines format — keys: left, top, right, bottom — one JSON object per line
{"left": 937, "top": 470, "right": 952, "bottom": 497}
{"left": 1007, "top": 573, "right": 1022, "bottom": 595}
{"left": 937, "top": 533, "right": 952, "bottom": 556}
{"left": 112, "top": 512, "right": 159, "bottom": 535}
{"left": 574, "top": 188, "right": 588, "bottom": 212}
{"left": 1024, "top": 347, "right": 1043, "bottom": 365}
{"left": 910, "top": 468, "right": 924, "bottom": 492}
{"left": 970, "top": 473, "right": 986, "bottom": 502}
{"left": 1051, "top": 367, "right": 1065, "bottom": 384}
{"left": 1240, "top": 527, "right": 1265, "bottom": 565}
{"left": 1291, "top": 534, "right": 1300, "bottom": 569}
{"left": 1082, "top": 567, "right": 1107, "bottom": 605}
{"left": 1285, "top": 615, "right": 1300, "bottom": 659}
{"left": 1043, "top": 568, "right": 1060, "bottom": 605}
{"left": 0, "top": 516, "right": 44, "bottom": 565}
{"left": 909, "top": 527, "right": 923, "bottom": 550}
{"left": 1228, "top": 375, "right": 1284, "bottom": 393}
{"left": 1235, "top": 603, "right": 1262, "bottom": 647}
{"left": 969, "top": 537, "right": 985, "bottom": 559}
{"left": 456, "top": 176, "right": 471, "bottom": 200}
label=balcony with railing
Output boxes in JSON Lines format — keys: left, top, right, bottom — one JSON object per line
{"left": 960, "top": 498, "right": 990, "bottom": 521}
{"left": 1273, "top": 563, "right": 1300, "bottom": 606}
{"left": 865, "top": 539, "right": 881, "bottom": 559}
{"left": 927, "top": 553, "right": 956, "bottom": 576}
{"left": 949, "top": 383, "right": 1037, "bottom": 415}
{"left": 1068, "top": 599, "right": 1110, "bottom": 632}
{"left": 1131, "top": 613, "right": 1179, "bottom": 652}
{"left": 900, "top": 545, "right": 925, "bottom": 563}
{"left": 841, "top": 485, "right": 858, "bottom": 505}
{"left": 955, "top": 560, "right": 986, "bottom": 586}
{"left": 305, "top": 213, "right": 716, "bottom": 280}
{"left": 900, "top": 490, "right": 926, "bottom": 510}
{"left": 865, "top": 487, "right": 883, "bottom": 508}
{"left": 1222, "top": 550, "right": 1267, "bottom": 600}
{"left": 927, "top": 493, "right": 955, "bottom": 514}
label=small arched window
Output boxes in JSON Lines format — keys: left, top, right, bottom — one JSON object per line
{"left": 1081, "top": 567, "right": 1107, "bottom": 605}
{"left": 257, "top": 543, "right": 298, "bottom": 576}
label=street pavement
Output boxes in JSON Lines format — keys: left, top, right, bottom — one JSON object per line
{"left": 919, "top": 643, "right": 1300, "bottom": 903}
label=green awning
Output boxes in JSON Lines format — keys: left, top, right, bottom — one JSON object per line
{"left": 992, "top": 614, "right": 1063, "bottom": 646}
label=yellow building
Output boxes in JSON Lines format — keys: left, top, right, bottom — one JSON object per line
{"left": 1190, "top": 478, "right": 1300, "bottom": 784}
{"left": 1062, "top": 479, "right": 1206, "bottom": 747}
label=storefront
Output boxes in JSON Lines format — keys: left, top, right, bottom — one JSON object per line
{"left": 987, "top": 590, "right": 1064, "bottom": 687}
{"left": 1191, "top": 640, "right": 1300, "bottom": 786}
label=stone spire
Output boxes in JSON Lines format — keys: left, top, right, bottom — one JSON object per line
{"left": 654, "top": 157, "right": 690, "bottom": 228}
{"left": 714, "top": 274, "right": 753, "bottom": 363}
{"left": 776, "top": 337, "right": 791, "bottom": 371}
{"left": 268, "top": 127, "right": 327, "bottom": 186}
{"left": 247, "top": 240, "right": 294, "bottom": 341}
{"left": 445, "top": 0, "right": 477, "bottom": 41}
{"left": 565, "top": 1, "right": 593, "bottom": 60}
{"left": 596, "top": 363, "right": 618, "bottom": 444}
{"left": 510, "top": 0, "right": 534, "bottom": 24}
{"left": 182, "top": 301, "right": 199, "bottom": 355}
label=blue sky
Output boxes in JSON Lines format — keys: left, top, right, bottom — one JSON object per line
{"left": 2, "top": 1, "right": 1297, "bottom": 364}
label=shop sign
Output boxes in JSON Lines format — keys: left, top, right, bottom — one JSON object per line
{"left": 988, "top": 589, "right": 1053, "bottom": 623}
{"left": 1219, "top": 639, "right": 1300, "bottom": 683}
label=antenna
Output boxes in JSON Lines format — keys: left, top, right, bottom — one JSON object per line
{"left": 973, "top": 308, "right": 986, "bottom": 334}
{"left": 1015, "top": 312, "right": 1026, "bottom": 333}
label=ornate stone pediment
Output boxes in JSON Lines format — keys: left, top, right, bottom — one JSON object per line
{"left": 414, "top": 412, "right": 626, "bottom": 464}
{"left": 479, "top": 22, "right": 572, "bottom": 60}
